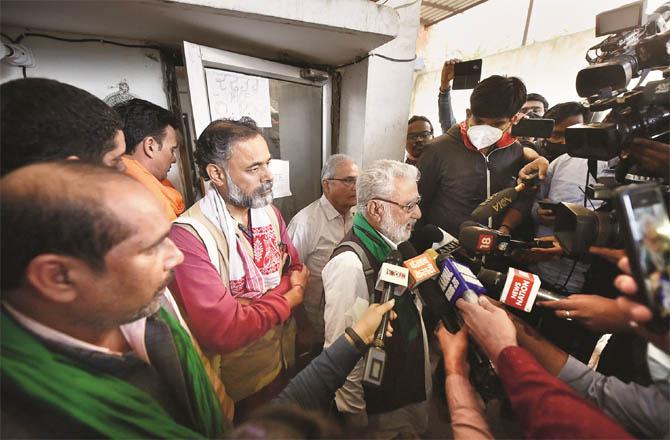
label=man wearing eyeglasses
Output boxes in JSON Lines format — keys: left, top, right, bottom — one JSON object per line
{"left": 405, "top": 116, "right": 435, "bottom": 166}
{"left": 322, "top": 160, "right": 430, "bottom": 437}
{"left": 287, "top": 154, "right": 359, "bottom": 364}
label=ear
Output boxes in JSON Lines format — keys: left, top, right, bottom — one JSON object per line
{"left": 24, "top": 255, "right": 81, "bottom": 303}
{"left": 142, "top": 136, "right": 158, "bottom": 159}
{"left": 365, "top": 200, "right": 383, "bottom": 225}
{"left": 206, "top": 163, "right": 227, "bottom": 188}
{"left": 465, "top": 108, "right": 472, "bottom": 121}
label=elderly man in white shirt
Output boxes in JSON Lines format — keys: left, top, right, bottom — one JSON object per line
{"left": 287, "top": 154, "right": 359, "bottom": 359}
{"left": 321, "top": 159, "right": 431, "bottom": 438}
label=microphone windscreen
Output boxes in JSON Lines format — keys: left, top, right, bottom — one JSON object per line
{"left": 476, "top": 268, "right": 504, "bottom": 291}
{"left": 398, "top": 241, "right": 419, "bottom": 259}
{"left": 386, "top": 249, "right": 403, "bottom": 265}
{"left": 409, "top": 224, "right": 444, "bottom": 252}
{"left": 471, "top": 187, "right": 519, "bottom": 223}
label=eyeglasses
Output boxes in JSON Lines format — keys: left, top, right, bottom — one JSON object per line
{"left": 374, "top": 196, "right": 422, "bottom": 213}
{"left": 407, "top": 131, "right": 433, "bottom": 141}
{"left": 328, "top": 177, "right": 357, "bottom": 186}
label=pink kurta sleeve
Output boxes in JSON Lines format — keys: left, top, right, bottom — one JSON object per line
{"left": 445, "top": 374, "right": 493, "bottom": 439}
{"left": 169, "top": 225, "right": 291, "bottom": 353}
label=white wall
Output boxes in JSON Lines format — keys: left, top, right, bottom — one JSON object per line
{"left": 338, "top": 0, "right": 421, "bottom": 166}
{"left": 411, "top": 29, "right": 600, "bottom": 130}
{"left": 0, "top": 28, "right": 185, "bottom": 191}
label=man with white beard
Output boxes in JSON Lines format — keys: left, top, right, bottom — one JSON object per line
{"left": 322, "top": 159, "right": 431, "bottom": 438}
{"left": 168, "top": 117, "right": 309, "bottom": 421}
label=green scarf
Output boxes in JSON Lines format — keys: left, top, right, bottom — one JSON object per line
{"left": 352, "top": 212, "right": 392, "bottom": 263}
{"left": 352, "top": 213, "right": 418, "bottom": 341}
{"left": 1, "top": 308, "right": 225, "bottom": 439}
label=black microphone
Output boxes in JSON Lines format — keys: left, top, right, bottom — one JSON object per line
{"left": 398, "top": 241, "right": 461, "bottom": 334}
{"left": 477, "top": 267, "right": 566, "bottom": 312}
{"left": 362, "top": 250, "right": 405, "bottom": 387}
{"left": 409, "top": 224, "right": 444, "bottom": 252}
{"left": 471, "top": 172, "right": 540, "bottom": 224}
{"left": 401, "top": 241, "right": 503, "bottom": 400}
{"left": 459, "top": 223, "right": 553, "bottom": 256}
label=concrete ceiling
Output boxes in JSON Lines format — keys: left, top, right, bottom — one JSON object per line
{"left": 1, "top": 0, "right": 400, "bottom": 67}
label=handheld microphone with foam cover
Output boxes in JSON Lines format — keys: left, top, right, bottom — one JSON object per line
{"left": 410, "top": 224, "right": 444, "bottom": 252}
{"left": 459, "top": 222, "right": 506, "bottom": 254}
{"left": 477, "top": 267, "right": 566, "bottom": 312}
{"left": 398, "top": 241, "right": 461, "bottom": 334}
{"left": 363, "top": 250, "right": 407, "bottom": 387}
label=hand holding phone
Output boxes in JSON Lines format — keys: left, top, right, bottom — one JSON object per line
{"left": 615, "top": 184, "right": 670, "bottom": 331}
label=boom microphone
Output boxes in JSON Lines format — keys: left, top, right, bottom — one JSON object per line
{"left": 477, "top": 267, "right": 566, "bottom": 312}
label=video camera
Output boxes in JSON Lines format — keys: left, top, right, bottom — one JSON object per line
{"left": 565, "top": 1, "right": 670, "bottom": 162}
{"left": 551, "top": 1, "right": 670, "bottom": 258}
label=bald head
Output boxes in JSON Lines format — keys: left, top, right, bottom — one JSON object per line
{"left": 1, "top": 161, "right": 160, "bottom": 291}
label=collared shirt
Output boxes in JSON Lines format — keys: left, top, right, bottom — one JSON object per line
{"left": 287, "top": 195, "right": 354, "bottom": 308}
{"left": 321, "top": 229, "right": 431, "bottom": 432}
{"left": 530, "top": 154, "right": 606, "bottom": 293}
{"left": 3, "top": 302, "right": 149, "bottom": 362}
{"left": 558, "top": 351, "right": 670, "bottom": 438}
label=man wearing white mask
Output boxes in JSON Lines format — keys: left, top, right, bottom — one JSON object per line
{"left": 417, "top": 75, "right": 549, "bottom": 237}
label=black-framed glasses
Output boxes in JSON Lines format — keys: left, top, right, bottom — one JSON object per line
{"left": 328, "top": 177, "right": 357, "bottom": 186}
{"left": 374, "top": 196, "right": 421, "bottom": 212}
{"left": 407, "top": 131, "right": 433, "bottom": 141}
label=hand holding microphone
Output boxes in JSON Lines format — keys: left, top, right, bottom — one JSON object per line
{"left": 456, "top": 296, "right": 518, "bottom": 365}
{"left": 470, "top": 171, "right": 541, "bottom": 224}
{"left": 363, "top": 250, "right": 407, "bottom": 386}
{"left": 536, "top": 294, "right": 632, "bottom": 332}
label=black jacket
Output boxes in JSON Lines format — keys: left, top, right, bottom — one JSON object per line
{"left": 417, "top": 124, "right": 529, "bottom": 236}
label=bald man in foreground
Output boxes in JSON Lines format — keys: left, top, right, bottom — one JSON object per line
{"left": 0, "top": 162, "right": 229, "bottom": 438}
{"left": 0, "top": 161, "right": 401, "bottom": 438}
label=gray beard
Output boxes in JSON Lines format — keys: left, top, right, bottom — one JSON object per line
{"left": 224, "top": 173, "right": 273, "bottom": 209}
{"left": 379, "top": 204, "right": 415, "bottom": 244}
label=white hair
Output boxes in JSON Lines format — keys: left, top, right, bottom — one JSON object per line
{"left": 356, "top": 159, "right": 420, "bottom": 214}
{"left": 321, "top": 154, "right": 355, "bottom": 180}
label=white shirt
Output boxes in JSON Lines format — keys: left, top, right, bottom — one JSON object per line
{"left": 3, "top": 302, "right": 150, "bottom": 363}
{"left": 287, "top": 195, "right": 354, "bottom": 307}
{"left": 321, "top": 229, "right": 431, "bottom": 422}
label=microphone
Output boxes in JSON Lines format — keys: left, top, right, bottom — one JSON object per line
{"left": 477, "top": 267, "right": 566, "bottom": 312}
{"left": 410, "top": 224, "right": 462, "bottom": 258}
{"left": 438, "top": 257, "right": 486, "bottom": 304}
{"left": 363, "top": 250, "right": 407, "bottom": 387}
{"left": 398, "top": 241, "right": 461, "bottom": 334}
{"left": 403, "top": 251, "right": 440, "bottom": 288}
{"left": 471, "top": 172, "right": 540, "bottom": 224}
{"left": 400, "top": 243, "right": 503, "bottom": 400}
{"left": 459, "top": 223, "right": 553, "bottom": 256}
{"left": 409, "top": 224, "right": 444, "bottom": 252}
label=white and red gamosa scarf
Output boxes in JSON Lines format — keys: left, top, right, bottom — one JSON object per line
{"left": 199, "top": 183, "right": 282, "bottom": 299}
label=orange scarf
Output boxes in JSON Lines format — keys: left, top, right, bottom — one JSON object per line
{"left": 122, "top": 157, "right": 185, "bottom": 220}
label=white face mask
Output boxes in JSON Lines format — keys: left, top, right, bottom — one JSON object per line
{"left": 467, "top": 124, "right": 503, "bottom": 150}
